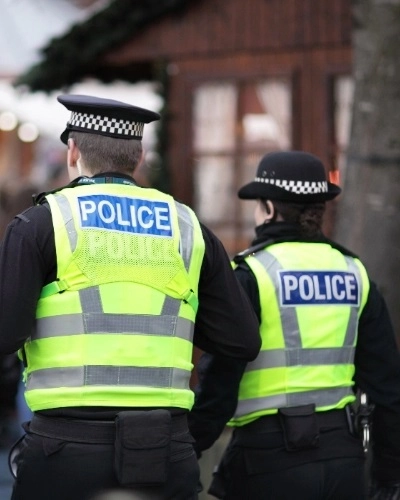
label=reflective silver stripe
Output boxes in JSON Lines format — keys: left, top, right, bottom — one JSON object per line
{"left": 234, "top": 386, "right": 353, "bottom": 418}
{"left": 36, "top": 313, "right": 194, "bottom": 341}
{"left": 80, "top": 287, "right": 103, "bottom": 313}
{"left": 253, "top": 251, "right": 301, "bottom": 348}
{"left": 343, "top": 256, "right": 362, "bottom": 347}
{"left": 247, "top": 346, "right": 356, "bottom": 371}
{"left": 161, "top": 296, "right": 181, "bottom": 317}
{"left": 175, "top": 202, "right": 194, "bottom": 271}
{"left": 53, "top": 193, "right": 78, "bottom": 252}
{"left": 26, "top": 365, "right": 190, "bottom": 391}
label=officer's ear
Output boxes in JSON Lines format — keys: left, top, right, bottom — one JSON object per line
{"left": 67, "top": 139, "right": 80, "bottom": 168}
{"left": 67, "top": 139, "right": 83, "bottom": 180}
{"left": 264, "top": 200, "right": 275, "bottom": 221}
{"left": 136, "top": 146, "right": 146, "bottom": 171}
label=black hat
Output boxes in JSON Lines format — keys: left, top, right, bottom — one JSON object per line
{"left": 57, "top": 94, "right": 160, "bottom": 144}
{"left": 238, "top": 151, "right": 341, "bottom": 203}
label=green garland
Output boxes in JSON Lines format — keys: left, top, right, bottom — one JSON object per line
{"left": 14, "top": 0, "right": 196, "bottom": 92}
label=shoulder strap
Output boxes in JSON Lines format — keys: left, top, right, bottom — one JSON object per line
{"left": 233, "top": 238, "right": 277, "bottom": 264}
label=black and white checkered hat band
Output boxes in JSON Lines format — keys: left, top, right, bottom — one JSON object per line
{"left": 69, "top": 111, "right": 144, "bottom": 138}
{"left": 255, "top": 176, "right": 328, "bottom": 194}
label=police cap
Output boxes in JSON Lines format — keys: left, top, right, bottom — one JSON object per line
{"left": 57, "top": 94, "right": 160, "bottom": 145}
{"left": 238, "top": 150, "right": 341, "bottom": 203}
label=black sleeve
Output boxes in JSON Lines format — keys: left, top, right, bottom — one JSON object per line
{"left": 193, "top": 224, "right": 261, "bottom": 361}
{"left": 354, "top": 281, "right": 400, "bottom": 483}
{"left": 188, "top": 352, "right": 247, "bottom": 455}
{"left": 189, "top": 258, "right": 261, "bottom": 455}
{"left": 234, "top": 262, "right": 261, "bottom": 323}
{"left": 0, "top": 206, "right": 55, "bottom": 354}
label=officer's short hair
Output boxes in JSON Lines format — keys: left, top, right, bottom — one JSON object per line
{"left": 69, "top": 131, "right": 143, "bottom": 175}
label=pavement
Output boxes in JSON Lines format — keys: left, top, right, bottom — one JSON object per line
{"left": 0, "top": 409, "right": 27, "bottom": 500}
{"left": 0, "top": 445, "right": 13, "bottom": 500}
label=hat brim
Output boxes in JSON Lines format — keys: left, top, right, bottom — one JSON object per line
{"left": 60, "top": 127, "right": 70, "bottom": 145}
{"left": 238, "top": 181, "right": 341, "bottom": 203}
{"left": 59, "top": 125, "right": 144, "bottom": 145}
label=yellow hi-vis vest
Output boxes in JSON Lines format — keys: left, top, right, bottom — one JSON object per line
{"left": 229, "top": 242, "right": 370, "bottom": 427}
{"left": 22, "top": 183, "right": 205, "bottom": 412}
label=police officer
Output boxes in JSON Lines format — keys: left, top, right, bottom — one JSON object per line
{"left": 0, "top": 94, "right": 261, "bottom": 500}
{"left": 189, "top": 151, "right": 400, "bottom": 500}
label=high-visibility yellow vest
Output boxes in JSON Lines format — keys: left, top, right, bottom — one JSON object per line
{"left": 229, "top": 242, "right": 369, "bottom": 427}
{"left": 22, "top": 182, "right": 205, "bottom": 411}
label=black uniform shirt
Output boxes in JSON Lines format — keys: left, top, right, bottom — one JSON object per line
{"left": 0, "top": 174, "right": 261, "bottom": 416}
{"left": 189, "top": 222, "right": 400, "bottom": 483}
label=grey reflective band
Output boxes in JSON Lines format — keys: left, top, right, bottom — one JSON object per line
{"left": 342, "top": 256, "right": 362, "bottom": 347}
{"left": 248, "top": 346, "right": 356, "bottom": 371}
{"left": 234, "top": 386, "right": 352, "bottom": 418}
{"left": 161, "top": 295, "right": 181, "bottom": 317}
{"left": 36, "top": 312, "right": 194, "bottom": 341}
{"left": 26, "top": 365, "right": 190, "bottom": 391}
{"left": 37, "top": 285, "right": 194, "bottom": 343}
{"left": 175, "top": 202, "right": 194, "bottom": 271}
{"left": 253, "top": 250, "right": 302, "bottom": 349}
{"left": 53, "top": 193, "right": 78, "bottom": 252}
{"left": 80, "top": 287, "right": 103, "bottom": 313}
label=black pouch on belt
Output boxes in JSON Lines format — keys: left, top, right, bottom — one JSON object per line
{"left": 114, "top": 409, "right": 171, "bottom": 486}
{"left": 278, "top": 404, "right": 320, "bottom": 452}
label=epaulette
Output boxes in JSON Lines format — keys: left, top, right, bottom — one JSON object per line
{"left": 233, "top": 239, "right": 276, "bottom": 264}
{"left": 32, "top": 191, "right": 49, "bottom": 205}
{"left": 32, "top": 181, "right": 75, "bottom": 205}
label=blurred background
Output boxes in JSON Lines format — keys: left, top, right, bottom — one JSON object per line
{"left": 0, "top": 0, "right": 399, "bottom": 498}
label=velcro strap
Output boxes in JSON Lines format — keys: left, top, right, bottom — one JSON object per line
{"left": 40, "top": 280, "right": 68, "bottom": 298}
{"left": 182, "top": 289, "right": 199, "bottom": 313}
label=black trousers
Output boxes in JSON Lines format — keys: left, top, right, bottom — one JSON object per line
{"left": 209, "top": 412, "right": 367, "bottom": 500}
{"left": 210, "top": 453, "right": 366, "bottom": 500}
{"left": 10, "top": 414, "right": 200, "bottom": 500}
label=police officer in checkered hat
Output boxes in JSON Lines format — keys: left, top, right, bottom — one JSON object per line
{"left": 189, "top": 151, "right": 400, "bottom": 499}
{"left": 0, "top": 95, "right": 261, "bottom": 500}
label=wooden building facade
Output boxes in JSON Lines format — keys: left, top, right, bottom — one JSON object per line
{"left": 17, "top": 0, "right": 354, "bottom": 255}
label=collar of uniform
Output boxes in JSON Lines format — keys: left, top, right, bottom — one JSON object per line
{"left": 253, "top": 221, "right": 303, "bottom": 246}
{"left": 76, "top": 173, "right": 137, "bottom": 186}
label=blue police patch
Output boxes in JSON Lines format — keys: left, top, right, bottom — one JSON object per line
{"left": 78, "top": 195, "right": 172, "bottom": 237}
{"left": 279, "top": 270, "right": 359, "bottom": 306}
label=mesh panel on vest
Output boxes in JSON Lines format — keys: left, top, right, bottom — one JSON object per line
{"left": 76, "top": 227, "right": 183, "bottom": 289}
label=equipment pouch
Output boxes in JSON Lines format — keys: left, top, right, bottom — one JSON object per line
{"left": 114, "top": 409, "right": 171, "bottom": 486}
{"left": 278, "top": 404, "right": 320, "bottom": 452}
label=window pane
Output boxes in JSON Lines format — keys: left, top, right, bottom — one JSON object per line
{"left": 242, "top": 79, "right": 292, "bottom": 150}
{"left": 194, "top": 156, "right": 235, "bottom": 224}
{"left": 193, "top": 83, "right": 237, "bottom": 152}
{"left": 334, "top": 75, "right": 354, "bottom": 183}
{"left": 239, "top": 153, "right": 261, "bottom": 231}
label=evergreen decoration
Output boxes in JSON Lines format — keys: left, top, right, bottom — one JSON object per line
{"left": 14, "top": 0, "right": 195, "bottom": 92}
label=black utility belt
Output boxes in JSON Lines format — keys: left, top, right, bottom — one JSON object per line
{"left": 29, "top": 410, "right": 188, "bottom": 444}
{"left": 242, "top": 406, "right": 349, "bottom": 434}
{"left": 237, "top": 405, "right": 350, "bottom": 452}
{"left": 30, "top": 409, "right": 191, "bottom": 487}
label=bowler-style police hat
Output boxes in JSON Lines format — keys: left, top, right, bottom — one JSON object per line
{"left": 238, "top": 151, "right": 341, "bottom": 203}
{"left": 57, "top": 94, "right": 160, "bottom": 144}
